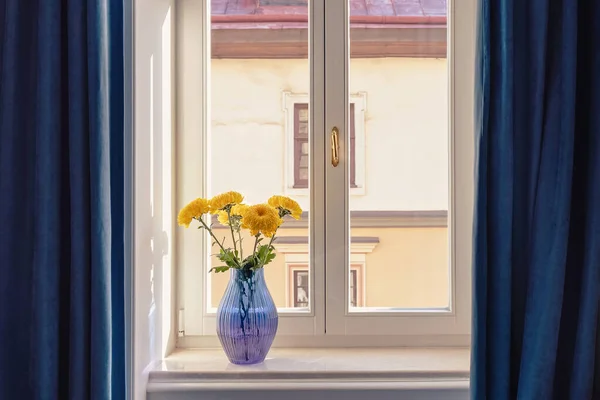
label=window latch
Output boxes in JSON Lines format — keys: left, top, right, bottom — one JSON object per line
{"left": 331, "top": 126, "right": 340, "bottom": 167}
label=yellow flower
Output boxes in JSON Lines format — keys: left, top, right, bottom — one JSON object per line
{"left": 217, "top": 204, "right": 249, "bottom": 226}
{"left": 242, "top": 204, "right": 282, "bottom": 237}
{"left": 177, "top": 198, "right": 210, "bottom": 228}
{"left": 267, "top": 195, "right": 302, "bottom": 220}
{"left": 209, "top": 191, "right": 244, "bottom": 214}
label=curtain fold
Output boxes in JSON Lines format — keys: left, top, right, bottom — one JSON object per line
{"left": 473, "top": 0, "right": 600, "bottom": 399}
{"left": 0, "top": 1, "right": 125, "bottom": 399}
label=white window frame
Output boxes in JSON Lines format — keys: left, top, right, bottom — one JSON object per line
{"left": 176, "top": 0, "right": 475, "bottom": 348}
{"left": 322, "top": 0, "right": 473, "bottom": 343}
{"left": 176, "top": 0, "right": 325, "bottom": 345}
{"left": 283, "top": 91, "right": 367, "bottom": 196}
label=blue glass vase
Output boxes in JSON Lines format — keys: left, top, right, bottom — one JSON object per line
{"left": 216, "top": 268, "right": 278, "bottom": 365}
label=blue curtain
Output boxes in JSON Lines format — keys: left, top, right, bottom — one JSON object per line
{"left": 472, "top": 0, "right": 600, "bottom": 399}
{"left": 0, "top": 1, "right": 125, "bottom": 399}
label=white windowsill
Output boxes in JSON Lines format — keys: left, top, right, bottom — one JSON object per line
{"left": 147, "top": 348, "right": 470, "bottom": 399}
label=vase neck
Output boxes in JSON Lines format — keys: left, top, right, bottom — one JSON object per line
{"left": 230, "top": 267, "right": 264, "bottom": 282}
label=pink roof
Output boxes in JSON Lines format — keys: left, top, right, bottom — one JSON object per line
{"left": 211, "top": 0, "right": 447, "bottom": 17}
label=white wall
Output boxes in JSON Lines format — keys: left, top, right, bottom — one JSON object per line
{"left": 134, "top": 0, "right": 176, "bottom": 398}
{"left": 210, "top": 58, "right": 448, "bottom": 211}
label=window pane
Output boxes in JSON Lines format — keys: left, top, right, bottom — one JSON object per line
{"left": 293, "top": 269, "right": 309, "bottom": 307}
{"left": 299, "top": 155, "right": 308, "bottom": 168}
{"left": 301, "top": 142, "right": 309, "bottom": 154}
{"left": 299, "top": 168, "right": 309, "bottom": 180}
{"left": 349, "top": 269, "right": 357, "bottom": 307}
{"left": 348, "top": 0, "right": 449, "bottom": 310}
{"left": 209, "top": 0, "right": 311, "bottom": 310}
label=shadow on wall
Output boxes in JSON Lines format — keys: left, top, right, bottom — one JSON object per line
{"left": 134, "top": 1, "right": 175, "bottom": 398}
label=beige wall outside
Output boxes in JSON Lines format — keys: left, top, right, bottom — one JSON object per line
{"left": 210, "top": 57, "right": 448, "bottom": 211}
{"left": 206, "top": 56, "right": 449, "bottom": 310}
{"left": 209, "top": 227, "right": 449, "bottom": 309}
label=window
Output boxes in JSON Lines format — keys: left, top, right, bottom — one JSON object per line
{"left": 288, "top": 264, "right": 364, "bottom": 308}
{"left": 293, "top": 104, "right": 309, "bottom": 188}
{"left": 277, "top": 237, "right": 372, "bottom": 310}
{"left": 292, "top": 269, "right": 309, "bottom": 307}
{"left": 176, "top": 0, "right": 475, "bottom": 346}
{"left": 293, "top": 103, "right": 356, "bottom": 188}
{"left": 349, "top": 269, "right": 357, "bottom": 307}
{"left": 284, "top": 92, "right": 366, "bottom": 195}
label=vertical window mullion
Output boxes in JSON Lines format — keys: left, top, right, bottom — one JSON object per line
{"left": 324, "top": 0, "right": 350, "bottom": 335}
{"left": 309, "top": 0, "right": 327, "bottom": 335}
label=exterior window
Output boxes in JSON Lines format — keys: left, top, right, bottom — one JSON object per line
{"left": 349, "top": 269, "right": 358, "bottom": 307}
{"left": 293, "top": 104, "right": 309, "bottom": 188}
{"left": 293, "top": 269, "right": 309, "bottom": 307}
{"left": 293, "top": 103, "right": 356, "bottom": 189}
{"left": 175, "top": 0, "right": 474, "bottom": 344}
{"left": 287, "top": 263, "right": 363, "bottom": 308}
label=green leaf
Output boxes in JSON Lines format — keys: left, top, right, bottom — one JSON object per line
{"left": 209, "top": 266, "right": 230, "bottom": 273}
{"left": 255, "top": 244, "right": 277, "bottom": 267}
{"left": 216, "top": 248, "right": 240, "bottom": 268}
{"left": 264, "top": 252, "right": 276, "bottom": 265}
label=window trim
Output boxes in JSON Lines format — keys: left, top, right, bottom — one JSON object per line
{"left": 293, "top": 103, "right": 357, "bottom": 188}
{"left": 289, "top": 266, "right": 310, "bottom": 308}
{"left": 176, "top": 0, "right": 475, "bottom": 347}
{"left": 283, "top": 91, "right": 366, "bottom": 195}
{"left": 177, "top": 0, "right": 325, "bottom": 338}
{"left": 322, "top": 0, "right": 474, "bottom": 337}
{"left": 285, "top": 260, "right": 366, "bottom": 309}
{"left": 292, "top": 104, "right": 309, "bottom": 188}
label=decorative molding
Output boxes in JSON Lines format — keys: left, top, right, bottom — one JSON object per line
{"left": 211, "top": 27, "right": 447, "bottom": 59}
{"left": 275, "top": 236, "right": 379, "bottom": 254}
{"left": 348, "top": 210, "right": 448, "bottom": 228}
{"left": 212, "top": 210, "right": 447, "bottom": 229}
{"left": 275, "top": 236, "right": 379, "bottom": 244}
{"left": 281, "top": 92, "right": 367, "bottom": 196}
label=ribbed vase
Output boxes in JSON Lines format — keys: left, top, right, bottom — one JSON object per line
{"left": 216, "top": 268, "right": 278, "bottom": 365}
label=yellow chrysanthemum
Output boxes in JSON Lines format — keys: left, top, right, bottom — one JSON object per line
{"left": 267, "top": 195, "right": 302, "bottom": 220}
{"left": 177, "top": 198, "right": 210, "bottom": 228}
{"left": 217, "top": 204, "right": 249, "bottom": 226}
{"left": 209, "top": 191, "right": 244, "bottom": 214}
{"left": 241, "top": 204, "right": 282, "bottom": 237}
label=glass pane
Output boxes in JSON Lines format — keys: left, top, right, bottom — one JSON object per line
{"left": 299, "top": 168, "right": 309, "bottom": 180}
{"left": 293, "top": 269, "right": 310, "bottom": 307}
{"left": 349, "top": 269, "right": 357, "bottom": 307}
{"left": 348, "top": 0, "right": 449, "bottom": 310}
{"left": 209, "top": 0, "right": 311, "bottom": 310}
{"left": 300, "top": 155, "right": 309, "bottom": 168}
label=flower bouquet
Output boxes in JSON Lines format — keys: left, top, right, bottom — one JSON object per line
{"left": 178, "top": 192, "right": 302, "bottom": 365}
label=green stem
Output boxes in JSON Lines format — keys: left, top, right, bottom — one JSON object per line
{"left": 198, "top": 217, "right": 240, "bottom": 268}
{"left": 260, "top": 230, "right": 278, "bottom": 265}
{"left": 267, "top": 233, "right": 276, "bottom": 248}
{"left": 238, "top": 230, "right": 244, "bottom": 260}
{"left": 253, "top": 235, "right": 259, "bottom": 256}
{"left": 226, "top": 209, "right": 238, "bottom": 257}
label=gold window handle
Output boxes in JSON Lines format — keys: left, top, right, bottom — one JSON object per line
{"left": 331, "top": 126, "right": 340, "bottom": 167}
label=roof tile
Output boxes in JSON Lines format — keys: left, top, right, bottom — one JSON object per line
{"left": 212, "top": 0, "right": 446, "bottom": 17}
{"left": 419, "top": 0, "right": 446, "bottom": 15}
{"left": 211, "top": 0, "right": 229, "bottom": 13}
{"left": 391, "top": 0, "right": 424, "bottom": 16}
{"left": 365, "top": 0, "right": 395, "bottom": 16}
{"left": 349, "top": 0, "right": 368, "bottom": 15}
